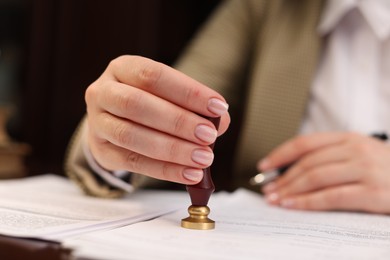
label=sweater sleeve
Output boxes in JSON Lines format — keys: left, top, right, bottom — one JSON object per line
{"left": 174, "top": 0, "right": 266, "bottom": 107}
{"left": 64, "top": 117, "right": 126, "bottom": 198}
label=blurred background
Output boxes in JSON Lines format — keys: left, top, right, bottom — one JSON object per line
{"left": 0, "top": 0, "right": 221, "bottom": 178}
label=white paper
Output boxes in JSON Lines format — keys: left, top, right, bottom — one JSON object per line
{"left": 64, "top": 189, "right": 390, "bottom": 260}
{"left": 0, "top": 174, "right": 187, "bottom": 240}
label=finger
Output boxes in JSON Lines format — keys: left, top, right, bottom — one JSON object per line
{"left": 259, "top": 132, "right": 347, "bottom": 171}
{"left": 276, "top": 162, "right": 362, "bottom": 199}
{"left": 92, "top": 113, "right": 214, "bottom": 169}
{"left": 89, "top": 140, "right": 204, "bottom": 184}
{"left": 106, "top": 55, "right": 229, "bottom": 117}
{"left": 272, "top": 143, "right": 351, "bottom": 190}
{"left": 92, "top": 80, "right": 220, "bottom": 145}
{"left": 277, "top": 184, "right": 373, "bottom": 211}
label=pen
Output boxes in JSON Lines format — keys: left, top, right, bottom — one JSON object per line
{"left": 249, "top": 132, "right": 388, "bottom": 186}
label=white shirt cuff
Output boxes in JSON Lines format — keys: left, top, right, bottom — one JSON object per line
{"left": 82, "top": 138, "right": 134, "bottom": 193}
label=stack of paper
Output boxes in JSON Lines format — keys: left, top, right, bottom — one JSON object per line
{"left": 0, "top": 174, "right": 187, "bottom": 240}
{"left": 1, "top": 175, "right": 390, "bottom": 259}
{"left": 64, "top": 189, "right": 390, "bottom": 260}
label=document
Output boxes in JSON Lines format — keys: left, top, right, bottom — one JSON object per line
{"left": 64, "top": 189, "right": 390, "bottom": 260}
{"left": 1, "top": 175, "right": 390, "bottom": 259}
{"left": 0, "top": 174, "right": 187, "bottom": 240}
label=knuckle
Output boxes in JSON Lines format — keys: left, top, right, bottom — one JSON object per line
{"left": 138, "top": 60, "right": 163, "bottom": 90}
{"left": 351, "top": 140, "right": 371, "bottom": 156}
{"left": 109, "top": 55, "right": 130, "bottom": 70}
{"left": 167, "top": 140, "right": 181, "bottom": 162}
{"left": 160, "top": 163, "right": 184, "bottom": 184}
{"left": 161, "top": 162, "right": 172, "bottom": 181}
{"left": 85, "top": 81, "right": 99, "bottom": 105}
{"left": 119, "top": 90, "right": 144, "bottom": 116}
{"left": 113, "top": 122, "right": 133, "bottom": 147}
{"left": 124, "top": 151, "right": 141, "bottom": 171}
{"left": 183, "top": 86, "right": 201, "bottom": 105}
{"left": 173, "top": 112, "right": 187, "bottom": 133}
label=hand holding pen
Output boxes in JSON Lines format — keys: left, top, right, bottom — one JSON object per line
{"left": 251, "top": 133, "right": 388, "bottom": 186}
{"left": 252, "top": 132, "right": 390, "bottom": 214}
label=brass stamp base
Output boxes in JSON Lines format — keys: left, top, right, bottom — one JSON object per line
{"left": 181, "top": 205, "right": 215, "bottom": 230}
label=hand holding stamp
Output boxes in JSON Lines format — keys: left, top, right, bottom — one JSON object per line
{"left": 181, "top": 116, "right": 220, "bottom": 230}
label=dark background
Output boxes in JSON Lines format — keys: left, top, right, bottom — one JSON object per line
{"left": 2, "top": 0, "right": 221, "bottom": 176}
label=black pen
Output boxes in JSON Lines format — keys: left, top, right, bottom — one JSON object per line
{"left": 249, "top": 132, "right": 388, "bottom": 186}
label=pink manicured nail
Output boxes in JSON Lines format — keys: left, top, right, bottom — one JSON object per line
{"left": 208, "top": 98, "right": 229, "bottom": 116}
{"left": 183, "top": 168, "right": 203, "bottom": 182}
{"left": 263, "top": 182, "right": 277, "bottom": 193}
{"left": 259, "top": 159, "right": 270, "bottom": 170}
{"left": 281, "top": 199, "right": 295, "bottom": 208}
{"left": 192, "top": 149, "right": 214, "bottom": 166}
{"left": 195, "top": 124, "right": 217, "bottom": 143}
{"left": 266, "top": 192, "right": 279, "bottom": 203}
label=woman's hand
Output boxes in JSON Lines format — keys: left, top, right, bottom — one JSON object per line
{"left": 85, "top": 55, "right": 230, "bottom": 185}
{"left": 260, "top": 132, "right": 390, "bottom": 214}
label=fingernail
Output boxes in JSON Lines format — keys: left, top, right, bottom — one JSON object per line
{"left": 208, "top": 98, "right": 229, "bottom": 116}
{"left": 281, "top": 199, "right": 295, "bottom": 208}
{"left": 263, "top": 182, "right": 277, "bottom": 193}
{"left": 192, "top": 149, "right": 214, "bottom": 166}
{"left": 259, "top": 158, "right": 270, "bottom": 170}
{"left": 183, "top": 168, "right": 203, "bottom": 182}
{"left": 195, "top": 124, "right": 217, "bottom": 143}
{"left": 266, "top": 192, "right": 279, "bottom": 203}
